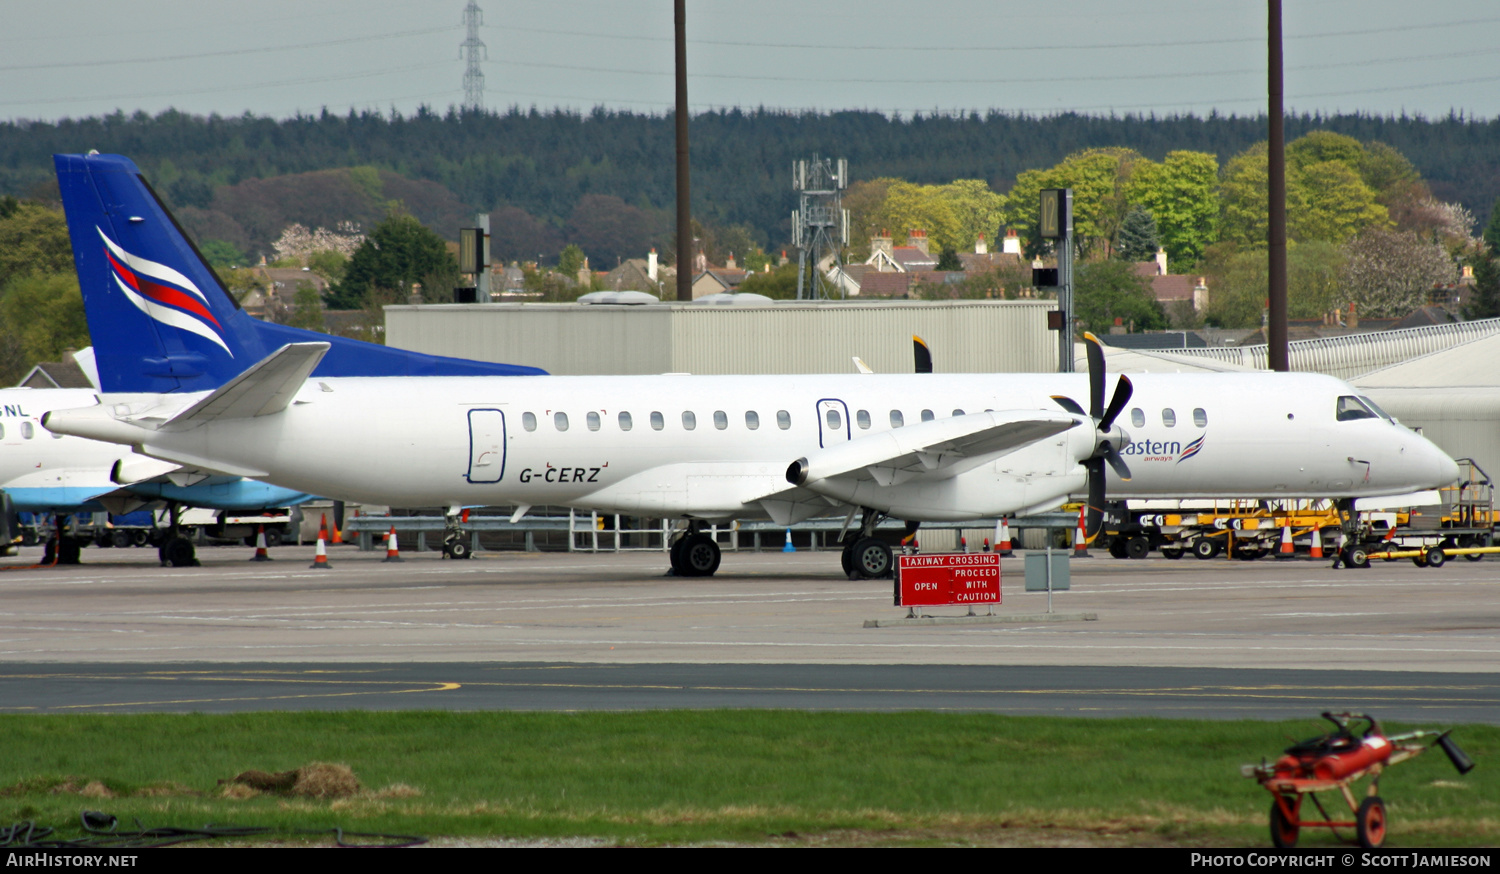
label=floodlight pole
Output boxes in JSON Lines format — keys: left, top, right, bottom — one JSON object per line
{"left": 1059, "top": 189, "right": 1075, "bottom": 373}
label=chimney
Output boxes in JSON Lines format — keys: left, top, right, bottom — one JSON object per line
{"left": 648, "top": 248, "right": 658, "bottom": 281}
{"left": 1193, "top": 277, "right": 1208, "bottom": 313}
{"left": 577, "top": 256, "right": 592, "bottom": 289}
{"left": 726, "top": 251, "right": 737, "bottom": 270}
{"left": 870, "top": 230, "right": 893, "bottom": 259}
{"left": 974, "top": 233, "right": 987, "bottom": 255}
{"left": 1155, "top": 247, "right": 1168, "bottom": 276}
{"left": 1347, "top": 301, "right": 1359, "bottom": 330}
{"left": 779, "top": 249, "right": 788, "bottom": 267}
{"left": 909, "top": 229, "right": 930, "bottom": 255}
{"left": 1002, "top": 228, "right": 1022, "bottom": 256}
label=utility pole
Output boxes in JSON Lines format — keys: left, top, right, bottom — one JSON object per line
{"left": 674, "top": 0, "right": 692, "bottom": 302}
{"left": 460, "top": 1, "right": 486, "bottom": 113}
{"left": 1268, "top": 0, "right": 1289, "bottom": 371}
{"left": 1039, "top": 188, "right": 1074, "bottom": 373}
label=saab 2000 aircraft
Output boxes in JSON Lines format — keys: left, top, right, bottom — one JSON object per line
{"left": 42, "top": 152, "right": 1461, "bottom": 578}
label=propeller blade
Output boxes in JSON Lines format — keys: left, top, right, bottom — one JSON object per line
{"left": 1083, "top": 332, "right": 1105, "bottom": 420}
{"left": 1104, "top": 445, "right": 1132, "bottom": 481}
{"left": 913, "top": 336, "right": 932, "bottom": 374}
{"left": 1099, "top": 375, "right": 1134, "bottom": 432}
{"left": 1086, "top": 457, "right": 1106, "bottom": 540}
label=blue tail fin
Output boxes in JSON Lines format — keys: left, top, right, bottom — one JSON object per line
{"left": 55, "top": 153, "right": 545, "bottom": 393}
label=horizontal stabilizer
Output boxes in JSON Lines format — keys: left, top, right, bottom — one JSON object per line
{"left": 160, "top": 342, "right": 329, "bottom": 431}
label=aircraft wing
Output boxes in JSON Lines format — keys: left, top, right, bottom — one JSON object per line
{"left": 787, "top": 410, "right": 1082, "bottom": 489}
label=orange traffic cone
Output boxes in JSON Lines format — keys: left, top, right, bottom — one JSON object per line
{"left": 1309, "top": 526, "right": 1324, "bottom": 559}
{"left": 383, "top": 525, "right": 404, "bottom": 563}
{"left": 309, "top": 535, "right": 332, "bottom": 569}
{"left": 997, "top": 517, "right": 1013, "bottom": 556}
{"left": 982, "top": 538, "right": 991, "bottom": 553}
{"left": 330, "top": 516, "right": 343, "bottom": 545}
{"left": 1277, "top": 525, "right": 1296, "bottom": 558}
{"left": 1073, "top": 505, "right": 1091, "bottom": 557}
{"left": 249, "top": 524, "right": 272, "bottom": 562}
{"left": 318, "top": 514, "right": 329, "bottom": 542}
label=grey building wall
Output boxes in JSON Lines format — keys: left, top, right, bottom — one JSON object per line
{"left": 385, "top": 300, "right": 1056, "bottom": 375}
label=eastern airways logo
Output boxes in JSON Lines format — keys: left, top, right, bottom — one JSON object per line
{"left": 1119, "top": 434, "right": 1204, "bottom": 464}
{"left": 99, "top": 227, "right": 233, "bottom": 356}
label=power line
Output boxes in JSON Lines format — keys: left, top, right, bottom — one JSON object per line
{"left": 0, "top": 63, "right": 450, "bottom": 109}
{"left": 0, "top": 26, "right": 458, "bottom": 72}
{"left": 488, "top": 15, "right": 1500, "bottom": 53}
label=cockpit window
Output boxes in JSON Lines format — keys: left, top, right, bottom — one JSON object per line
{"left": 1336, "top": 396, "right": 1378, "bottom": 422}
{"left": 1359, "top": 396, "right": 1395, "bottom": 423}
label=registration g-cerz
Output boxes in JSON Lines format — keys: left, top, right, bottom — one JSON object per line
{"left": 518, "top": 464, "right": 603, "bottom": 484}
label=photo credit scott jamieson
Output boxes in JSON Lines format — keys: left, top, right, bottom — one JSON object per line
{"left": 1188, "top": 852, "right": 1492, "bottom": 869}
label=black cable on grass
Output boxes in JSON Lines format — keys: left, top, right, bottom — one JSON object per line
{"left": 0, "top": 811, "right": 425, "bottom": 849}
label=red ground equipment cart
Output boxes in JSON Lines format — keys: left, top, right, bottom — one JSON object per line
{"left": 1243, "top": 712, "right": 1474, "bottom": 848}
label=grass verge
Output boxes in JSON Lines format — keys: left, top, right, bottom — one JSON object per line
{"left": 0, "top": 711, "right": 1493, "bottom": 847}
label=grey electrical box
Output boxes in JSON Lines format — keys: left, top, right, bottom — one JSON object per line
{"left": 1024, "top": 551, "right": 1071, "bottom": 591}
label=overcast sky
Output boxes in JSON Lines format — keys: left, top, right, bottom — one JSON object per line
{"left": 3, "top": 0, "right": 1498, "bottom": 123}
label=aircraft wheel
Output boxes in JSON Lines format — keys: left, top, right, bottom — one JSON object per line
{"left": 1356, "top": 796, "right": 1387, "bottom": 849}
{"left": 850, "top": 537, "right": 892, "bottom": 579}
{"left": 1424, "top": 546, "right": 1447, "bottom": 568}
{"left": 840, "top": 540, "right": 856, "bottom": 577}
{"left": 163, "top": 537, "right": 197, "bottom": 568}
{"left": 669, "top": 535, "right": 688, "bottom": 575}
{"left": 1346, "top": 546, "right": 1370, "bottom": 569}
{"left": 58, "top": 538, "right": 83, "bottom": 565}
{"left": 1192, "top": 539, "right": 1220, "bottom": 560}
{"left": 1269, "top": 798, "right": 1300, "bottom": 849}
{"left": 446, "top": 539, "right": 471, "bottom": 560}
{"left": 1161, "top": 547, "right": 1183, "bottom": 560}
{"left": 1125, "top": 536, "right": 1151, "bottom": 559}
{"left": 679, "top": 533, "right": 721, "bottom": 577}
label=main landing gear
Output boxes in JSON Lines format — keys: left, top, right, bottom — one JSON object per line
{"left": 839, "top": 508, "right": 897, "bottom": 581}
{"left": 668, "top": 522, "right": 721, "bottom": 577}
{"left": 158, "top": 504, "right": 198, "bottom": 568}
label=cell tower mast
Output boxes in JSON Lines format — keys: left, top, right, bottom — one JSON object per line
{"left": 460, "top": 1, "right": 486, "bottom": 112}
{"left": 791, "top": 155, "right": 849, "bottom": 300}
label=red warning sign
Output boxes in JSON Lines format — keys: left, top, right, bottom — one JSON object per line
{"left": 895, "top": 552, "right": 1001, "bottom": 606}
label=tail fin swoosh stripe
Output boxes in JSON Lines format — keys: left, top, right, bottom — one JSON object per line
{"left": 112, "top": 273, "right": 233, "bottom": 356}
{"left": 105, "top": 248, "right": 222, "bottom": 328}
{"left": 96, "top": 225, "right": 209, "bottom": 305}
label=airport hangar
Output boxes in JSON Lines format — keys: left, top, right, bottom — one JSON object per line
{"left": 385, "top": 298, "right": 1500, "bottom": 490}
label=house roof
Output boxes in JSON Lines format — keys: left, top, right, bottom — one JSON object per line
{"left": 17, "top": 359, "right": 94, "bottom": 389}
{"left": 890, "top": 247, "right": 937, "bottom": 271}
{"left": 859, "top": 272, "right": 914, "bottom": 296}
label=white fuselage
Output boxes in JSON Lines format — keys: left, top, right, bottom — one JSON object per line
{"left": 51, "top": 370, "right": 1460, "bottom": 521}
{"left": 0, "top": 389, "right": 132, "bottom": 512}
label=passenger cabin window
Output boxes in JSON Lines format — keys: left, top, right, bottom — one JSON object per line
{"left": 1337, "top": 396, "right": 1378, "bottom": 421}
{"left": 22, "top": 422, "right": 36, "bottom": 439}
{"left": 777, "top": 410, "right": 791, "bottom": 430}
{"left": 890, "top": 410, "right": 904, "bottom": 428}
{"left": 586, "top": 412, "right": 600, "bottom": 431}
{"left": 522, "top": 412, "right": 537, "bottom": 432}
{"left": 826, "top": 409, "right": 841, "bottom": 430}
{"left": 1161, "top": 409, "right": 1176, "bottom": 428}
{"left": 618, "top": 411, "right": 632, "bottom": 431}
{"left": 1193, "top": 408, "right": 1207, "bottom": 427}
{"left": 1130, "top": 408, "right": 1145, "bottom": 428}
{"left": 682, "top": 411, "right": 697, "bottom": 430}
{"left": 921, "top": 409, "right": 935, "bottom": 422}
{"left": 650, "top": 411, "right": 664, "bottom": 431}
{"left": 856, "top": 409, "right": 871, "bottom": 429}
{"left": 745, "top": 411, "right": 760, "bottom": 430}
{"left": 952, "top": 409, "right": 965, "bottom": 417}
{"left": 554, "top": 412, "right": 569, "bottom": 431}
{"left": 713, "top": 410, "right": 727, "bottom": 430}
{"left": 0, "top": 423, "right": 5, "bottom": 438}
